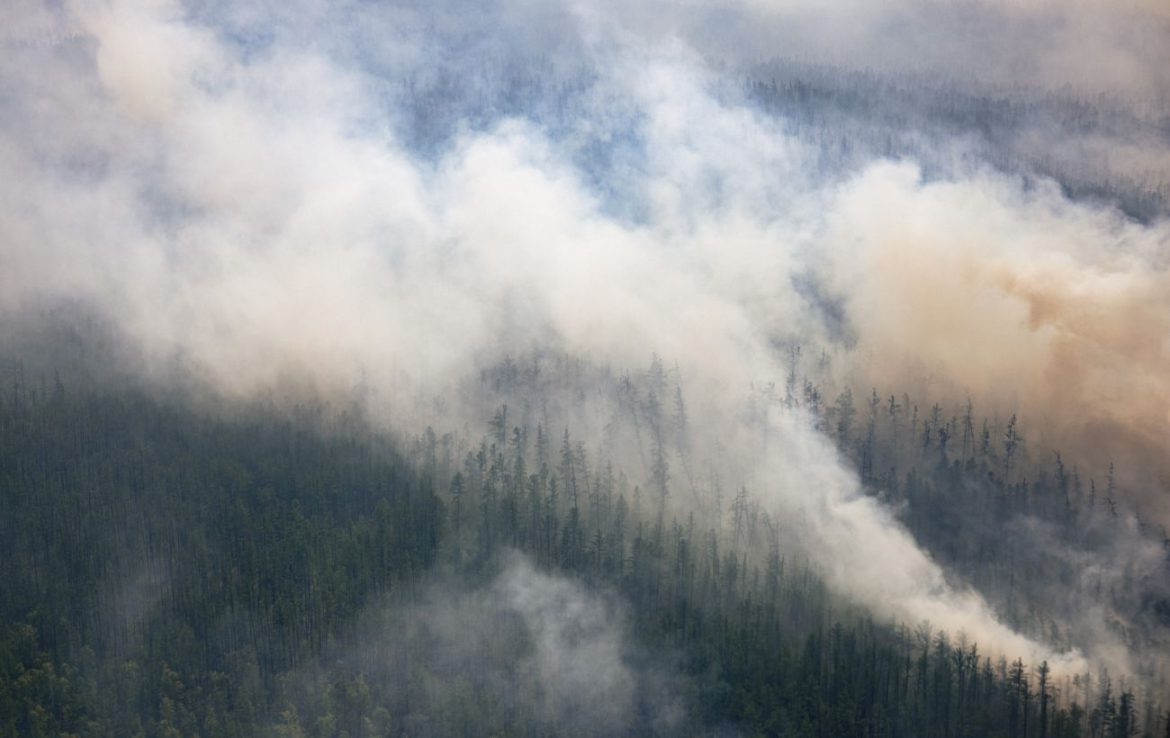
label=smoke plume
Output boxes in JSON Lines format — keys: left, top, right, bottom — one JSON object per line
{"left": 3, "top": 0, "right": 1169, "bottom": 684}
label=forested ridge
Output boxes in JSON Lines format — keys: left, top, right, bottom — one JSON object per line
{"left": 0, "top": 370, "right": 440, "bottom": 736}
{"left": 4, "top": 3, "right": 1170, "bottom": 735}
{"left": 3, "top": 352, "right": 1167, "bottom": 737}
{"left": 743, "top": 64, "right": 1170, "bottom": 223}
{"left": 372, "top": 53, "right": 1170, "bottom": 224}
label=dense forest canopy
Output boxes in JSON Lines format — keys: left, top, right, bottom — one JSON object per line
{"left": 2, "top": 0, "right": 1170, "bottom": 735}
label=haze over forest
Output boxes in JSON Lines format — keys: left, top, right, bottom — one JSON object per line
{"left": 2, "top": 0, "right": 1170, "bottom": 736}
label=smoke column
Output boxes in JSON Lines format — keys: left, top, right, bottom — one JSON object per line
{"left": 3, "top": 0, "right": 1169, "bottom": 678}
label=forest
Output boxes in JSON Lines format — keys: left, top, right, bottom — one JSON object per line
{"left": 2, "top": 346, "right": 1168, "bottom": 736}
{"left": 3, "top": 0, "right": 1170, "bottom": 736}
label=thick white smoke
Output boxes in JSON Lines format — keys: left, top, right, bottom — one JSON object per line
{"left": 4, "top": 0, "right": 1169, "bottom": 679}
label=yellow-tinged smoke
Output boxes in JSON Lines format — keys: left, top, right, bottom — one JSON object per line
{"left": 2, "top": 0, "right": 1167, "bottom": 683}
{"left": 828, "top": 163, "right": 1170, "bottom": 522}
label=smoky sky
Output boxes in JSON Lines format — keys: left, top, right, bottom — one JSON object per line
{"left": 3, "top": 0, "right": 1170, "bottom": 683}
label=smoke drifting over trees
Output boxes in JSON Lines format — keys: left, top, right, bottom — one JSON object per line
{"left": 2, "top": 0, "right": 1169, "bottom": 735}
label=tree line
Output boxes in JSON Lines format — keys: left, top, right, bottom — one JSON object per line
{"left": 1, "top": 351, "right": 1167, "bottom": 736}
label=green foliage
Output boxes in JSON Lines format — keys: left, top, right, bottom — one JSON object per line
{"left": 1, "top": 357, "right": 1166, "bottom": 737}
{"left": 0, "top": 376, "right": 439, "bottom": 737}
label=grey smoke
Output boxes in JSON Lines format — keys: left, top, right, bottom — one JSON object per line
{"left": 3, "top": 0, "right": 1169, "bottom": 684}
{"left": 270, "top": 553, "right": 697, "bottom": 736}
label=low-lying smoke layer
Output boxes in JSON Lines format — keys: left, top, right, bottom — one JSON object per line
{"left": 272, "top": 554, "right": 694, "bottom": 735}
{"left": 746, "top": 410, "right": 1093, "bottom": 675}
{"left": 2, "top": 0, "right": 1168, "bottom": 682}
